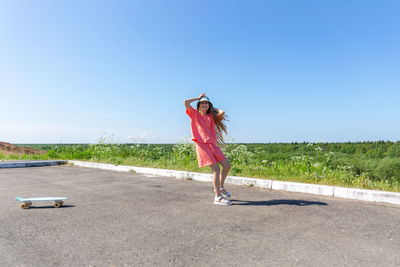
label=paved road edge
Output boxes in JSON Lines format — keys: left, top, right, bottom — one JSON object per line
{"left": 68, "top": 160, "right": 400, "bottom": 206}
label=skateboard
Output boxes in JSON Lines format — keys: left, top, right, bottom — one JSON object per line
{"left": 16, "top": 196, "right": 68, "bottom": 209}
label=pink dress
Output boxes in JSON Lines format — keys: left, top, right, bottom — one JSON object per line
{"left": 186, "top": 107, "right": 226, "bottom": 167}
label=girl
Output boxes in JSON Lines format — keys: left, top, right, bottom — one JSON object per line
{"left": 184, "top": 93, "right": 232, "bottom": 205}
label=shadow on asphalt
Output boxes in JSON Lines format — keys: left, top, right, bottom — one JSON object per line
{"left": 231, "top": 199, "right": 328, "bottom": 206}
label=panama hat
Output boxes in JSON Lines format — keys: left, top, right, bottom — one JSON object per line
{"left": 199, "top": 96, "right": 211, "bottom": 103}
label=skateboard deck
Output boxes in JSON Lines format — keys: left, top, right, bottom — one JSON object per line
{"left": 16, "top": 196, "right": 67, "bottom": 209}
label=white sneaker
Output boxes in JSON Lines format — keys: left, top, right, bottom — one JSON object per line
{"left": 214, "top": 196, "right": 232, "bottom": 205}
{"left": 220, "top": 187, "right": 232, "bottom": 200}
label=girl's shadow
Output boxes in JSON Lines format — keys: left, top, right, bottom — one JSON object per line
{"left": 231, "top": 199, "right": 328, "bottom": 206}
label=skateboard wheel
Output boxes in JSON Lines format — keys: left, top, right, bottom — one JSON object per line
{"left": 54, "top": 202, "right": 61, "bottom": 208}
{"left": 20, "top": 203, "right": 28, "bottom": 209}
{"left": 60, "top": 201, "right": 64, "bottom": 206}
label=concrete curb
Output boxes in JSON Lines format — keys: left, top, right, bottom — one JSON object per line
{"left": 333, "top": 187, "right": 400, "bottom": 205}
{"left": 68, "top": 160, "right": 400, "bottom": 206}
{"left": 0, "top": 160, "right": 68, "bottom": 169}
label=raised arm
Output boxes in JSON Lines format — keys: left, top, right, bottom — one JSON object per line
{"left": 184, "top": 93, "right": 205, "bottom": 109}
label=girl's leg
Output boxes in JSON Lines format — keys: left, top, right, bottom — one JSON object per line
{"left": 219, "top": 158, "right": 231, "bottom": 189}
{"left": 209, "top": 163, "right": 221, "bottom": 197}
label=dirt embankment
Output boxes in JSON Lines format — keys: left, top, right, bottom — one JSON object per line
{"left": 0, "top": 142, "right": 46, "bottom": 155}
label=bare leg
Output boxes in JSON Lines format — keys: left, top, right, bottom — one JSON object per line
{"left": 209, "top": 163, "right": 221, "bottom": 197}
{"left": 219, "top": 158, "right": 231, "bottom": 190}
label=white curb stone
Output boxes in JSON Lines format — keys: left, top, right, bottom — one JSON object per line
{"left": 333, "top": 186, "right": 400, "bottom": 205}
{"left": 69, "top": 160, "right": 214, "bottom": 182}
{"left": 272, "top": 180, "right": 334, "bottom": 197}
{"left": 68, "top": 160, "right": 400, "bottom": 206}
{"left": 0, "top": 160, "right": 67, "bottom": 168}
{"left": 226, "top": 176, "right": 273, "bottom": 189}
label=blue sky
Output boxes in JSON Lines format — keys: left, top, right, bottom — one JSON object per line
{"left": 1, "top": 0, "right": 399, "bottom": 143}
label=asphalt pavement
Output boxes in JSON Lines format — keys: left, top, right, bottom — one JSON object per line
{"left": 1, "top": 165, "right": 400, "bottom": 266}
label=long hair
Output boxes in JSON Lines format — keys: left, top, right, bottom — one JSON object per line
{"left": 197, "top": 101, "right": 228, "bottom": 146}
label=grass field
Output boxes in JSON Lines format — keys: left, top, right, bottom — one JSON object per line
{"left": 4, "top": 141, "right": 400, "bottom": 192}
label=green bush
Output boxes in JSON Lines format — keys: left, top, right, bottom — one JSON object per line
{"left": 386, "top": 143, "right": 400, "bottom": 158}
{"left": 226, "top": 145, "right": 254, "bottom": 165}
{"left": 375, "top": 158, "right": 400, "bottom": 183}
